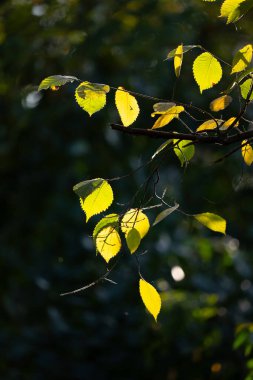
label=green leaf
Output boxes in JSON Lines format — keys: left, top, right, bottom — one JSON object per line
{"left": 194, "top": 212, "right": 226, "bottom": 234}
{"left": 153, "top": 203, "right": 179, "bottom": 226}
{"left": 240, "top": 78, "right": 253, "bottom": 100}
{"left": 74, "top": 178, "right": 113, "bottom": 221}
{"left": 93, "top": 214, "right": 119, "bottom": 241}
{"left": 166, "top": 45, "right": 200, "bottom": 60}
{"left": 75, "top": 81, "right": 110, "bottom": 116}
{"left": 38, "top": 75, "right": 78, "bottom": 91}
{"left": 220, "top": 0, "right": 253, "bottom": 23}
{"left": 126, "top": 228, "right": 141, "bottom": 254}
{"left": 173, "top": 139, "right": 195, "bottom": 166}
{"left": 193, "top": 52, "right": 222, "bottom": 93}
{"left": 139, "top": 279, "right": 161, "bottom": 322}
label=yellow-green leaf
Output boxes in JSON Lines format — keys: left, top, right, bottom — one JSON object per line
{"left": 121, "top": 209, "right": 150, "bottom": 238}
{"left": 194, "top": 212, "right": 226, "bottom": 234}
{"left": 38, "top": 75, "right": 78, "bottom": 91}
{"left": 75, "top": 81, "right": 110, "bottom": 116}
{"left": 173, "top": 139, "right": 195, "bottom": 167}
{"left": 96, "top": 226, "right": 121, "bottom": 263}
{"left": 152, "top": 106, "right": 184, "bottom": 129}
{"left": 78, "top": 178, "right": 113, "bottom": 221}
{"left": 126, "top": 228, "right": 141, "bottom": 254}
{"left": 153, "top": 203, "right": 179, "bottom": 226}
{"left": 152, "top": 102, "right": 176, "bottom": 116}
{"left": 93, "top": 214, "right": 119, "bottom": 241}
{"left": 220, "top": 0, "right": 247, "bottom": 23}
{"left": 166, "top": 45, "right": 200, "bottom": 60}
{"left": 242, "top": 140, "right": 253, "bottom": 166}
{"left": 240, "top": 78, "right": 253, "bottom": 100}
{"left": 193, "top": 52, "right": 222, "bottom": 93}
{"left": 196, "top": 119, "right": 222, "bottom": 132}
{"left": 209, "top": 95, "right": 232, "bottom": 112}
{"left": 139, "top": 279, "right": 161, "bottom": 321}
{"left": 220, "top": 117, "right": 239, "bottom": 130}
{"left": 174, "top": 44, "right": 183, "bottom": 78}
{"left": 231, "top": 44, "right": 253, "bottom": 74}
{"left": 115, "top": 87, "right": 139, "bottom": 126}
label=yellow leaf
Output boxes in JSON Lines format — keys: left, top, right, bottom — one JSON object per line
{"left": 220, "top": 117, "right": 239, "bottom": 131}
{"left": 152, "top": 106, "right": 184, "bottom": 129}
{"left": 220, "top": 0, "right": 247, "bottom": 23}
{"left": 194, "top": 212, "right": 226, "bottom": 234}
{"left": 75, "top": 81, "right": 110, "bottom": 116}
{"left": 231, "top": 44, "right": 253, "bottom": 74}
{"left": 121, "top": 209, "right": 150, "bottom": 238}
{"left": 126, "top": 228, "right": 141, "bottom": 254}
{"left": 139, "top": 279, "right": 161, "bottom": 321}
{"left": 93, "top": 214, "right": 119, "bottom": 241}
{"left": 115, "top": 87, "right": 139, "bottom": 126}
{"left": 79, "top": 179, "right": 113, "bottom": 221}
{"left": 196, "top": 119, "right": 222, "bottom": 132}
{"left": 193, "top": 52, "right": 222, "bottom": 93}
{"left": 209, "top": 95, "right": 232, "bottom": 112}
{"left": 96, "top": 226, "right": 121, "bottom": 263}
{"left": 242, "top": 140, "right": 253, "bottom": 166}
{"left": 174, "top": 44, "right": 183, "bottom": 78}
{"left": 151, "top": 102, "right": 176, "bottom": 116}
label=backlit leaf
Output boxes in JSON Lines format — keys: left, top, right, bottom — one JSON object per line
{"left": 209, "top": 95, "right": 232, "bottom": 111}
{"left": 121, "top": 209, "right": 150, "bottom": 238}
{"left": 126, "top": 228, "right": 141, "bottom": 254}
{"left": 166, "top": 45, "right": 200, "bottom": 60}
{"left": 174, "top": 44, "right": 183, "bottom": 78}
{"left": 194, "top": 212, "right": 226, "bottom": 234}
{"left": 193, "top": 52, "right": 222, "bottom": 93}
{"left": 77, "top": 178, "right": 113, "bottom": 221}
{"left": 220, "top": 0, "right": 250, "bottom": 23}
{"left": 196, "top": 119, "right": 222, "bottom": 132}
{"left": 152, "top": 106, "right": 184, "bottom": 129}
{"left": 242, "top": 140, "right": 253, "bottom": 166}
{"left": 139, "top": 279, "right": 161, "bottom": 321}
{"left": 240, "top": 78, "right": 253, "bottom": 100}
{"left": 38, "top": 75, "right": 78, "bottom": 91}
{"left": 115, "top": 87, "right": 139, "bottom": 126}
{"left": 96, "top": 226, "right": 121, "bottom": 263}
{"left": 173, "top": 139, "right": 195, "bottom": 166}
{"left": 93, "top": 214, "right": 119, "bottom": 241}
{"left": 152, "top": 102, "right": 176, "bottom": 116}
{"left": 75, "top": 81, "right": 110, "bottom": 116}
{"left": 153, "top": 203, "right": 179, "bottom": 226}
{"left": 231, "top": 44, "right": 253, "bottom": 74}
{"left": 151, "top": 140, "right": 172, "bottom": 160}
{"left": 220, "top": 117, "right": 239, "bottom": 130}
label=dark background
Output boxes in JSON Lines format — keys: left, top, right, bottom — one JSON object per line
{"left": 1, "top": 0, "right": 253, "bottom": 379}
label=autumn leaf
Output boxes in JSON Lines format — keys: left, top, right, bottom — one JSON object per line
{"left": 209, "top": 95, "right": 232, "bottom": 112}
{"left": 95, "top": 226, "right": 121, "bottom": 263}
{"left": 219, "top": 117, "right": 239, "bottom": 130}
{"left": 193, "top": 52, "right": 222, "bottom": 93}
{"left": 174, "top": 44, "right": 183, "bottom": 78}
{"left": 240, "top": 78, "right": 253, "bottom": 100}
{"left": 194, "top": 212, "right": 226, "bottom": 234}
{"left": 139, "top": 279, "right": 161, "bottom": 321}
{"left": 75, "top": 81, "right": 110, "bottom": 116}
{"left": 153, "top": 203, "right": 179, "bottom": 226}
{"left": 242, "top": 140, "right": 253, "bottom": 166}
{"left": 93, "top": 214, "right": 119, "bottom": 241}
{"left": 231, "top": 44, "right": 253, "bottom": 74}
{"left": 121, "top": 209, "right": 150, "bottom": 239}
{"left": 196, "top": 119, "right": 223, "bottom": 132}
{"left": 152, "top": 106, "right": 184, "bottom": 129}
{"left": 115, "top": 87, "right": 139, "bottom": 126}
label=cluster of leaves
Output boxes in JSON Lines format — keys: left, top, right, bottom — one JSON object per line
{"left": 203, "top": 0, "right": 253, "bottom": 24}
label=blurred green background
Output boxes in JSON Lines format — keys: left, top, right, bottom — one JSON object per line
{"left": 1, "top": 0, "right": 253, "bottom": 379}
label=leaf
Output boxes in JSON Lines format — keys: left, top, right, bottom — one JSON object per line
{"left": 121, "top": 209, "right": 150, "bottom": 238}
{"left": 115, "top": 87, "right": 139, "bottom": 127}
{"left": 173, "top": 139, "right": 195, "bottom": 166}
{"left": 220, "top": 0, "right": 252, "bottom": 23}
{"left": 242, "top": 140, "right": 253, "bottom": 166}
{"left": 166, "top": 45, "right": 200, "bottom": 60}
{"left": 152, "top": 102, "right": 176, "bottom": 116}
{"left": 193, "top": 52, "right": 222, "bottom": 93}
{"left": 231, "top": 44, "right": 253, "bottom": 74}
{"left": 151, "top": 140, "right": 172, "bottom": 160}
{"left": 95, "top": 226, "right": 121, "bottom": 263}
{"left": 194, "top": 212, "right": 226, "bottom": 234}
{"left": 93, "top": 214, "right": 119, "bottom": 241}
{"left": 38, "top": 75, "right": 78, "bottom": 91}
{"left": 76, "top": 178, "right": 113, "bottom": 221}
{"left": 196, "top": 119, "right": 223, "bottom": 132}
{"left": 220, "top": 117, "right": 239, "bottom": 130}
{"left": 224, "top": 66, "right": 253, "bottom": 94}
{"left": 153, "top": 203, "right": 179, "bottom": 226}
{"left": 75, "top": 81, "right": 110, "bottom": 116}
{"left": 139, "top": 279, "right": 161, "bottom": 321}
{"left": 240, "top": 78, "right": 253, "bottom": 100}
{"left": 126, "top": 228, "right": 141, "bottom": 254}
{"left": 209, "top": 95, "right": 232, "bottom": 112}
{"left": 152, "top": 106, "right": 184, "bottom": 129}
{"left": 174, "top": 44, "right": 183, "bottom": 78}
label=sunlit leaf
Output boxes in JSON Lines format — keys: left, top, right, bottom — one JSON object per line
{"left": 115, "top": 87, "right": 139, "bottom": 126}
{"left": 152, "top": 102, "right": 176, "bottom": 116}
{"left": 75, "top": 81, "right": 110, "bottom": 116}
{"left": 220, "top": 0, "right": 252, "bottom": 23}
{"left": 126, "top": 228, "right": 141, "bottom": 254}
{"left": 194, "top": 212, "right": 226, "bottom": 234}
{"left": 193, "top": 52, "right": 222, "bottom": 93}
{"left": 121, "top": 208, "right": 150, "bottom": 238}
{"left": 76, "top": 178, "right": 113, "bottom": 221}
{"left": 196, "top": 119, "right": 223, "bottom": 132}
{"left": 93, "top": 214, "right": 119, "bottom": 241}
{"left": 174, "top": 44, "right": 183, "bottom": 78}
{"left": 220, "top": 117, "right": 239, "bottom": 130}
{"left": 151, "top": 140, "right": 172, "bottom": 160}
{"left": 96, "top": 226, "right": 121, "bottom": 263}
{"left": 139, "top": 279, "right": 161, "bottom": 321}
{"left": 209, "top": 95, "right": 232, "bottom": 111}
{"left": 38, "top": 75, "right": 78, "bottom": 91}
{"left": 231, "top": 44, "right": 253, "bottom": 74}
{"left": 173, "top": 139, "right": 195, "bottom": 166}
{"left": 152, "top": 106, "right": 184, "bottom": 129}
{"left": 242, "top": 140, "right": 253, "bottom": 166}
{"left": 240, "top": 78, "right": 253, "bottom": 100}
{"left": 153, "top": 203, "right": 179, "bottom": 226}
{"left": 202, "top": 0, "right": 216, "bottom": 2}
{"left": 166, "top": 45, "right": 200, "bottom": 60}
